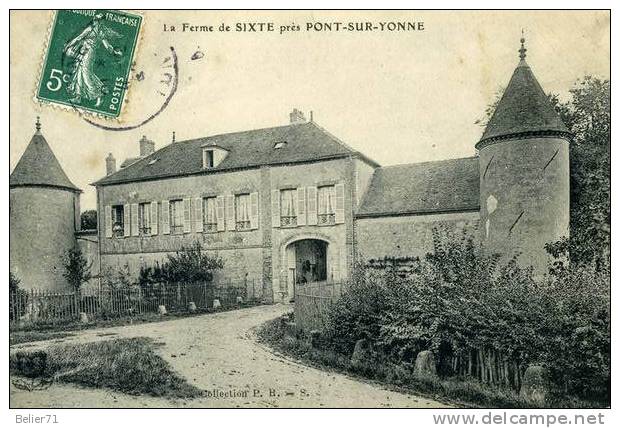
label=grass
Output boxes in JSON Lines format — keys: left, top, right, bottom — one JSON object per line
{"left": 10, "top": 331, "right": 75, "bottom": 346}
{"left": 256, "top": 315, "right": 603, "bottom": 409}
{"left": 10, "top": 337, "right": 202, "bottom": 398}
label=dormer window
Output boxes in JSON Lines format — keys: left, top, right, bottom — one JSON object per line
{"left": 203, "top": 149, "right": 214, "bottom": 168}
{"left": 201, "top": 144, "right": 228, "bottom": 169}
{"left": 274, "top": 141, "right": 287, "bottom": 149}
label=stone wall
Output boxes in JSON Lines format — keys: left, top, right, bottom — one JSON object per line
{"left": 267, "top": 158, "right": 353, "bottom": 302}
{"left": 10, "top": 187, "right": 79, "bottom": 291}
{"left": 98, "top": 167, "right": 263, "bottom": 256}
{"left": 478, "top": 137, "right": 569, "bottom": 274}
{"left": 355, "top": 211, "right": 480, "bottom": 262}
{"left": 97, "top": 157, "right": 361, "bottom": 302}
{"left": 98, "top": 167, "right": 265, "bottom": 291}
{"left": 76, "top": 229, "right": 100, "bottom": 290}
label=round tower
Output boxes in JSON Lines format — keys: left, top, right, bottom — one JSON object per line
{"left": 477, "top": 37, "right": 571, "bottom": 274}
{"left": 10, "top": 117, "right": 82, "bottom": 291}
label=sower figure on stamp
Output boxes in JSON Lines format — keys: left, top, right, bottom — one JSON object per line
{"left": 62, "top": 13, "right": 123, "bottom": 107}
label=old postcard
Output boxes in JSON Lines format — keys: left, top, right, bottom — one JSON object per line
{"left": 9, "top": 9, "right": 611, "bottom": 412}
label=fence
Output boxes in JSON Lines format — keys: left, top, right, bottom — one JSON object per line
{"left": 10, "top": 279, "right": 262, "bottom": 329}
{"left": 438, "top": 347, "right": 528, "bottom": 391}
{"left": 292, "top": 280, "right": 530, "bottom": 391}
{"left": 294, "top": 280, "right": 344, "bottom": 332}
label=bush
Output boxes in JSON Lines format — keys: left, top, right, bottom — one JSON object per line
{"left": 539, "top": 264, "right": 610, "bottom": 402}
{"left": 322, "top": 227, "right": 610, "bottom": 405}
{"left": 80, "top": 210, "right": 97, "bottom": 230}
{"left": 138, "top": 242, "right": 224, "bottom": 294}
{"left": 11, "top": 350, "right": 47, "bottom": 378}
{"left": 324, "top": 263, "right": 391, "bottom": 355}
{"left": 258, "top": 314, "right": 599, "bottom": 408}
{"left": 162, "top": 241, "right": 224, "bottom": 283}
{"left": 62, "top": 246, "right": 92, "bottom": 292}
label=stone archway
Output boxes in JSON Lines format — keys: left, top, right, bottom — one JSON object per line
{"left": 284, "top": 238, "right": 329, "bottom": 301}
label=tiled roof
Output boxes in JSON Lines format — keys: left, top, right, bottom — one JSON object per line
{"left": 10, "top": 132, "right": 80, "bottom": 192}
{"left": 94, "top": 121, "right": 377, "bottom": 186}
{"left": 120, "top": 156, "right": 142, "bottom": 169}
{"left": 477, "top": 60, "right": 569, "bottom": 147}
{"left": 357, "top": 157, "right": 480, "bottom": 217}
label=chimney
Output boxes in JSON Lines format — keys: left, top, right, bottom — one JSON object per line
{"left": 289, "top": 108, "right": 306, "bottom": 124}
{"left": 105, "top": 153, "right": 116, "bottom": 176}
{"left": 139, "top": 135, "right": 155, "bottom": 156}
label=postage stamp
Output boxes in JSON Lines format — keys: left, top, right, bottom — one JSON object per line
{"left": 36, "top": 10, "right": 142, "bottom": 118}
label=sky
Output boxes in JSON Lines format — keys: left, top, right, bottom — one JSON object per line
{"left": 9, "top": 10, "right": 610, "bottom": 210}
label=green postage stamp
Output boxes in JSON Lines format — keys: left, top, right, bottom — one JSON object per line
{"left": 36, "top": 10, "right": 142, "bottom": 118}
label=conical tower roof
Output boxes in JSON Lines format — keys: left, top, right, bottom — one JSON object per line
{"left": 10, "top": 118, "right": 81, "bottom": 192}
{"left": 476, "top": 37, "right": 570, "bottom": 149}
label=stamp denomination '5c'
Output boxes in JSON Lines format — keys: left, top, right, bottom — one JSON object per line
{"left": 36, "top": 9, "right": 142, "bottom": 118}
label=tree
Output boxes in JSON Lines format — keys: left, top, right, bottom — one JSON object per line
{"left": 62, "top": 246, "right": 92, "bottom": 292}
{"left": 9, "top": 271, "right": 20, "bottom": 291}
{"left": 474, "top": 86, "right": 504, "bottom": 128}
{"left": 554, "top": 77, "right": 610, "bottom": 270}
{"left": 138, "top": 242, "right": 224, "bottom": 288}
{"left": 101, "top": 263, "right": 133, "bottom": 290}
{"left": 80, "top": 210, "right": 97, "bottom": 230}
{"left": 162, "top": 241, "right": 224, "bottom": 283}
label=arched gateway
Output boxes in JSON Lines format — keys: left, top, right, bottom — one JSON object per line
{"left": 284, "top": 238, "right": 329, "bottom": 301}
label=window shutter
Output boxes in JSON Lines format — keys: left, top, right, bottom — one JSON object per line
{"left": 131, "top": 203, "right": 139, "bottom": 236}
{"left": 104, "top": 205, "right": 112, "bottom": 238}
{"left": 250, "top": 192, "right": 259, "bottom": 230}
{"left": 226, "top": 194, "right": 236, "bottom": 231}
{"left": 150, "top": 201, "right": 158, "bottom": 235}
{"left": 123, "top": 204, "right": 131, "bottom": 237}
{"left": 335, "top": 183, "right": 345, "bottom": 224}
{"left": 161, "top": 200, "right": 170, "bottom": 234}
{"left": 307, "top": 186, "right": 318, "bottom": 225}
{"left": 271, "top": 189, "right": 280, "bottom": 228}
{"left": 183, "top": 198, "right": 192, "bottom": 233}
{"left": 297, "top": 187, "right": 306, "bottom": 226}
{"left": 216, "top": 195, "right": 226, "bottom": 231}
{"left": 194, "top": 197, "right": 203, "bottom": 232}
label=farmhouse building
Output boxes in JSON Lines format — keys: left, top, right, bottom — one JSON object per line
{"left": 10, "top": 39, "right": 570, "bottom": 297}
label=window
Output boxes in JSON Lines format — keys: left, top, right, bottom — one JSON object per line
{"left": 203, "top": 149, "right": 214, "bottom": 168}
{"left": 235, "top": 194, "right": 251, "bottom": 231}
{"left": 203, "top": 197, "right": 218, "bottom": 232}
{"left": 273, "top": 141, "right": 287, "bottom": 149}
{"left": 318, "top": 185, "right": 336, "bottom": 225}
{"left": 111, "top": 205, "right": 124, "bottom": 237}
{"left": 169, "top": 199, "right": 184, "bottom": 234}
{"left": 280, "top": 189, "right": 297, "bottom": 227}
{"left": 138, "top": 203, "right": 151, "bottom": 235}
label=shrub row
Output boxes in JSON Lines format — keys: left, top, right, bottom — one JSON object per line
{"left": 322, "top": 228, "right": 609, "bottom": 404}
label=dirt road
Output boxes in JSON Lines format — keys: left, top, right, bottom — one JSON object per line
{"left": 10, "top": 304, "right": 450, "bottom": 408}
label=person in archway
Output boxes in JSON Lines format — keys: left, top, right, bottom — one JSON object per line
{"left": 301, "top": 260, "right": 312, "bottom": 283}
